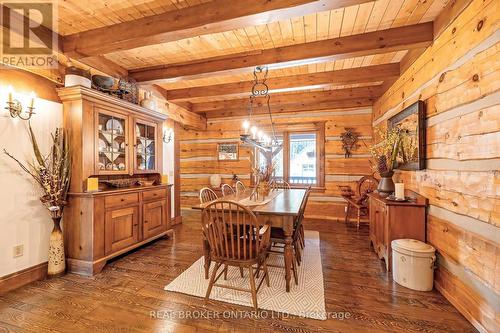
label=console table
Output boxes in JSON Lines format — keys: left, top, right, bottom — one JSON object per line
{"left": 368, "top": 191, "right": 427, "bottom": 271}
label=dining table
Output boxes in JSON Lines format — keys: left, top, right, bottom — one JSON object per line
{"left": 192, "top": 188, "right": 307, "bottom": 292}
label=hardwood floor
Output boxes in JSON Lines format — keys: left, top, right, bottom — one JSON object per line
{"left": 0, "top": 211, "right": 475, "bottom": 333}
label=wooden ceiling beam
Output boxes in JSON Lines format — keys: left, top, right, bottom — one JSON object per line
{"left": 62, "top": 0, "right": 372, "bottom": 58}
{"left": 130, "top": 22, "right": 433, "bottom": 83}
{"left": 1, "top": 4, "right": 127, "bottom": 79}
{"left": 205, "top": 99, "right": 374, "bottom": 118}
{"left": 149, "top": 85, "right": 207, "bottom": 130}
{"left": 165, "top": 63, "right": 399, "bottom": 101}
{"left": 192, "top": 86, "right": 383, "bottom": 113}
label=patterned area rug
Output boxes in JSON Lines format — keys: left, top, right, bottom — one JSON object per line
{"left": 164, "top": 230, "right": 326, "bottom": 320}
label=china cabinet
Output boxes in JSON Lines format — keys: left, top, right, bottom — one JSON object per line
{"left": 58, "top": 86, "right": 172, "bottom": 276}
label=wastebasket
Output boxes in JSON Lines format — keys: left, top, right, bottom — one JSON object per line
{"left": 392, "top": 239, "right": 436, "bottom": 291}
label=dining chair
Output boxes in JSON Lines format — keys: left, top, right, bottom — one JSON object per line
{"left": 199, "top": 187, "right": 218, "bottom": 204}
{"left": 235, "top": 180, "right": 246, "bottom": 194}
{"left": 202, "top": 201, "right": 271, "bottom": 310}
{"left": 275, "top": 181, "right": 291, "bottom": 190}
{"left": 221, "top": 183, "right": 235, "bottom": 197}
{"left": 268, "top": 186, "right": 311, "bottom": 284}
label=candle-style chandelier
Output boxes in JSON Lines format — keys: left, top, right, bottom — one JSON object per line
{"left": 240, "top": 66, "right": 281, "bottom": 152}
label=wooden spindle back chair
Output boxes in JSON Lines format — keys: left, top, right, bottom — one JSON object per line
{"left": 235, "top": 180, "right": 246, "bottom": 194}
{"left": 221, "top": 183, "right": 235, "bottom": 197}
{"left": 276, "top": 181, "right": 291, "bottom": 190}
{"left": 199, "top": 187, "right": 218, "bottom": 204}
{"left": 202, "top": 201, "right": 271, "bottom": 310}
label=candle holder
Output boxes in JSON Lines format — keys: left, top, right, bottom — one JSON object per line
{"left": 5, "top": 99, "right": 36, "bottom": 120}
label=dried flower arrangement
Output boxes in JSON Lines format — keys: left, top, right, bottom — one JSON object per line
{"left": 249, "top": 150, "right": 276, "bottom": 200}
{"left": 4, "top": 124, "right": 71, "bottom": 217}
{"left": 4, "top": 123, "right": 71, "bottom": 276}
{"left": 369, "top": 127, "right": 410, "bottom": 175}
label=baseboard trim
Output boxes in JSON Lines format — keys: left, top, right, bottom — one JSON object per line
{"left": 171, "top": 215, "right": 182, "bottom": 225}
{"left": 0, "top": 262, "right": 48, "bottom": 294}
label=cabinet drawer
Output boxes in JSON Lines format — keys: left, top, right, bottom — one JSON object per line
{"left": 105, "top": 193, "right": 139, "bottom": 208}
{"left": 142, "top": 188, "right": 166, "bottom": 201}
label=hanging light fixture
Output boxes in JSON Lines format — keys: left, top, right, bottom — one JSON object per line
{"left": 240, "top": 66, "right": 280, "bottom": 152}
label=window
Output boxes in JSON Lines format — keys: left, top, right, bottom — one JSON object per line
{"left": 255, "top": 124, "right": 324, "bottom": 188}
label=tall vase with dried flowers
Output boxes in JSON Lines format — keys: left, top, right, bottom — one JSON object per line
{"left": 369, "top": 127, "right": 407, "bottom": 197}
{"left": 249, "top": 150, "right": 275, "bottom": 200}
{"left": 4, "top": 123, "right": 71, "bottom": 277}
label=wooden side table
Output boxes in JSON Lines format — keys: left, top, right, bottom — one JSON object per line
{"left": 368, "top": 190, "right": 427, "bottom": 271}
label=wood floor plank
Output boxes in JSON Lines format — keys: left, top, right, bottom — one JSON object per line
{"left": 0, "top": 215, "right": 474, "bottom": 333}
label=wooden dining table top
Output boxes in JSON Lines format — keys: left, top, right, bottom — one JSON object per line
{"left": 192, "top": 188, "right": 306, "bottom": 216}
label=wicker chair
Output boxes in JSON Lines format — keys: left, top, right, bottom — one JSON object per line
{"left": 199, "top": 187, "right": 218, "bottom": 204}
{"left": 202, "top": 201, "right": 271, "bottom": 310}
{"left": 221, "top": 183, "right": 235, "bottom": 197}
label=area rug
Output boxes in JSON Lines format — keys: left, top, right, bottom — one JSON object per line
{"left": 164, "top": 230, "right": 326, "bottom": 320}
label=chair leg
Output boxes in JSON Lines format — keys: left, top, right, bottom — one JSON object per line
{"left": 263, "top": 261, "right": 270, "bottom": 287}
{"left": 300, "top": 224, "right": 305, "bottom": 248}
{"left": 292, "top": 255, "right": 298, "bottom": 285}
{"left": 223, "top": 264, "right": 228, "bottom": 280}
{"left": 248, "top": 266, "right": 258, "bottom": 310}
{"left": 300, "top": 224, "right": 306, "bottom": 248}
{"left": 344, "top": 202, "right": 350, "bottom": 224}
{"left": 295, "top": 242, "right": 302, "bottom": 266}
{"left": 239, "top": 266, "right": 244, "bottom": 278}
{"left": 205, "top": 262, "right": 221, "bottom": 300}
{"left": 357, "top": 209, "right": 361, "bottom": 230}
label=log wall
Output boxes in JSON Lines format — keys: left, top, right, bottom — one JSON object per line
{"left": 372, "top": 0, "right": 499, "bottom": 331}
{"left": 179, "top": 108, "right": 373, "bottom": 220}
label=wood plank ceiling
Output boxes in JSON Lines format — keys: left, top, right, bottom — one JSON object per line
{"left": 54, "top": 0, "right": 451, "bottom": 118}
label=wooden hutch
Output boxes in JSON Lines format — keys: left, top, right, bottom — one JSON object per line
{"left": 368, "top": 190, "right": 427, "bottom": 271}
{"left": 58, "top": 86, "right": 173, "bottom": 276}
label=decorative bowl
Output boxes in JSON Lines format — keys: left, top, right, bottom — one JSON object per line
{"left": 92, "top": 75, "right": 114, "bottom": 90}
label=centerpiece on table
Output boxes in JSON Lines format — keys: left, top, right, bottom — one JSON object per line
{"left": 369, "top": 127, "right": 411, "bottom": 197}
{"left": 4, "top": 123, "right": 71, "bottom": 277}
{"left": 250, "top": 163, "right": 275, "bottom": 201}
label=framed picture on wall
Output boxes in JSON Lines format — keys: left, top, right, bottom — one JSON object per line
{"left": 217, "top": 143, "right": 239, "bottom": 161}
{"left": 388, "top": 100, "right": 426, "bottom": 170}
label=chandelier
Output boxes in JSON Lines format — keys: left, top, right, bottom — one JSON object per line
{"left": 240, "top": 66, "right": 280, "bottom": 152}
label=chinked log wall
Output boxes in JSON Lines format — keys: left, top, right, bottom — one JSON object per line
{"left": 179, "top": 108, "right": 373, "bottom": 220}
{"left": 373, "top": 0, "right": 499, "bottom": 331}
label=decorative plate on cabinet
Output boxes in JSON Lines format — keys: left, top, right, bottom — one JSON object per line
{"left": 106, "top": 119, "right": 123, "bottom": 134}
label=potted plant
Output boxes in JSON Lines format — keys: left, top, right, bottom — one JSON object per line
{"left": 4, "top": 123, "right": 71, "bottom": 277}
{"left": 369, "top": 127, "right": 406, "bottom": 197}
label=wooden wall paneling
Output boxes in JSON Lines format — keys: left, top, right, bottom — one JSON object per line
{"left": 372, "top": 1, "right": 499, "bottom": 331}
{"left": 373, "top": 0, "right": 499, "bottom": 120}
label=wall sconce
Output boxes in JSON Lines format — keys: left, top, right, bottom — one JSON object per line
{"left": 163, "top": 127, "right": 173, "bottom": 143}
{"left": 5, "top": 86, "right": 36, "bottom": 120}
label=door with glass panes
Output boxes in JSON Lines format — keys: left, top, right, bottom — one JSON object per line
{"left": 133, "top": 118, "right": 158, "bottom": 173}
{"left": 96, "top": 109, "right": 129, "bottom": 175}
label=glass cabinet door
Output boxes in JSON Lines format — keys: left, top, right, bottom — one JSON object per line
{"left": 134, "top": 120, "right": 157, "bottom": 172}
{"left": 96, "top": 111, "right": 128, "bottom": 174}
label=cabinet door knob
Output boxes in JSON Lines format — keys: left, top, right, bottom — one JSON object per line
{"left": 144, "top": 220, "right": 148, "bottom": 224}
{"left": 121, "top": 198, "right": 125, "bottom": 202}
{"left": 133, "top": 223, "right": 138, "bottom": 226}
